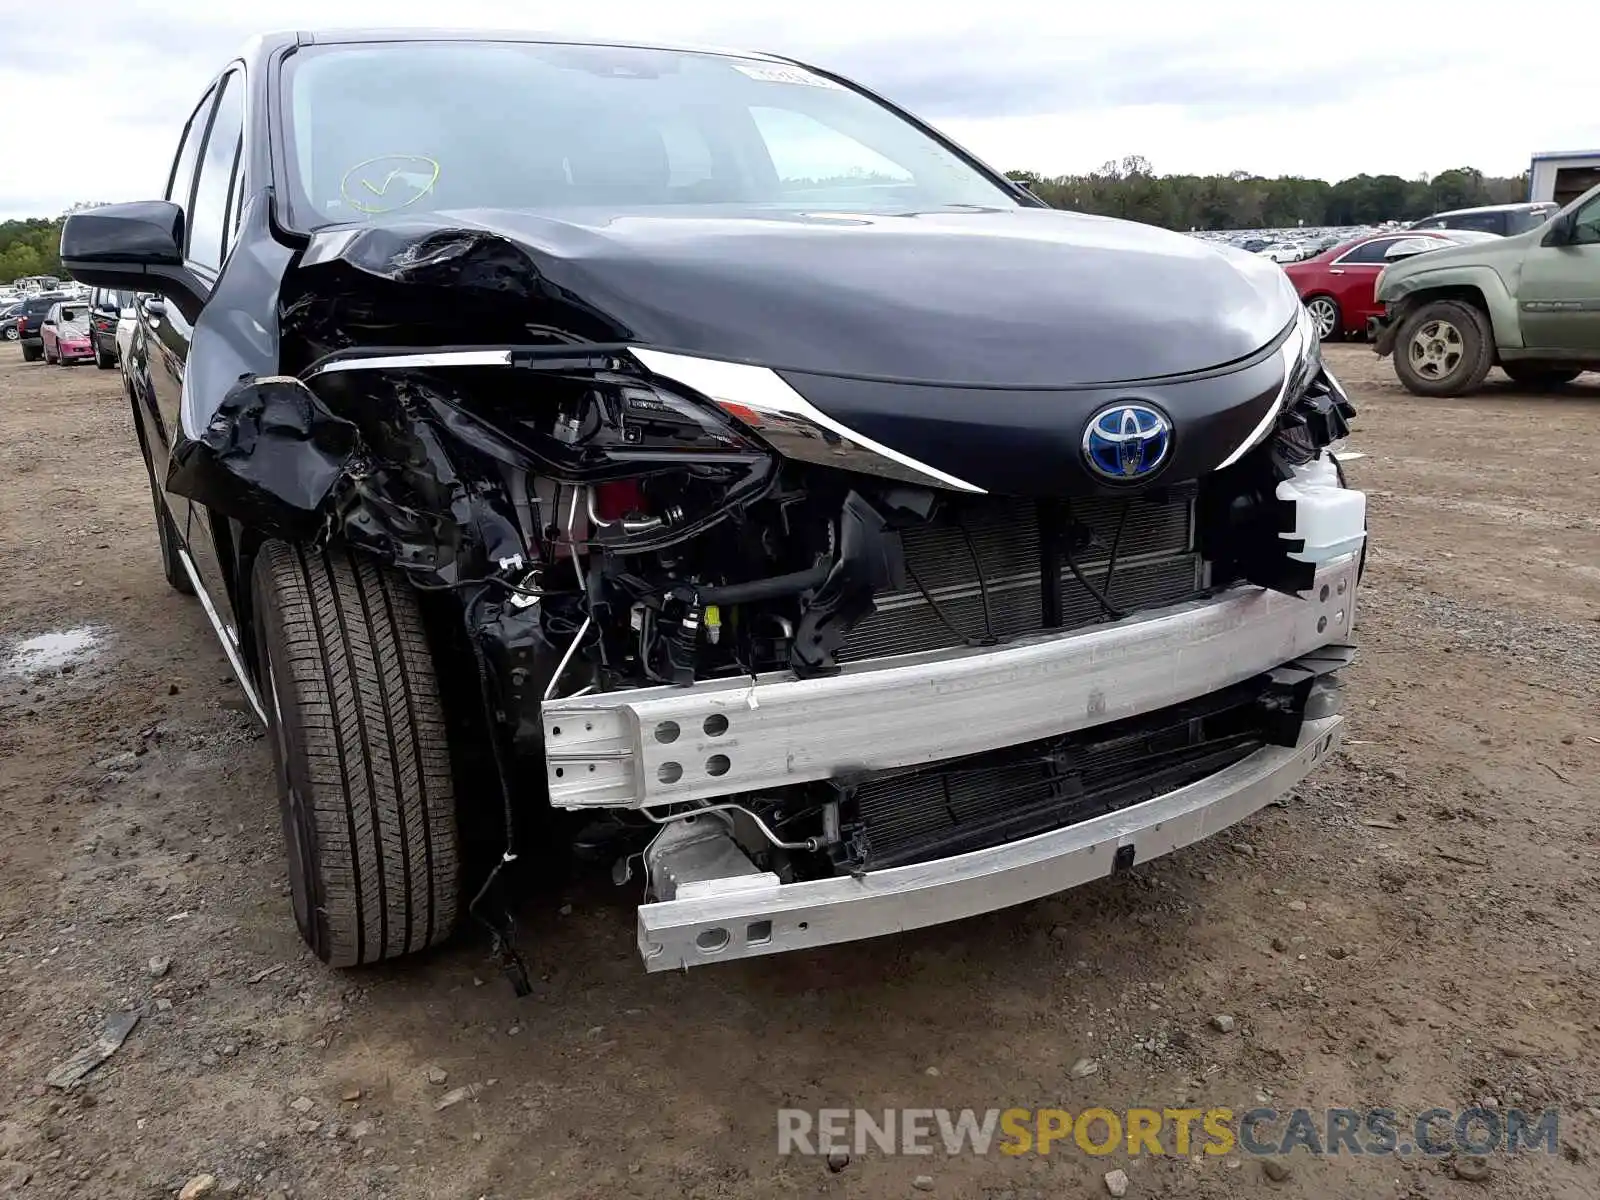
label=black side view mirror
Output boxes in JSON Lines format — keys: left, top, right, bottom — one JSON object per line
{"left": 1542, "top": 212, "right": 1579, "bottom": 247}
{"left": 59, "top": 201, "right": 204, "bottom": 321}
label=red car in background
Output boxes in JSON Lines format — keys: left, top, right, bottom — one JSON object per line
{"left": 1285, "top": 229, "right": 1498, "bottom": 341}
{"left": 40, "top": 300, "right": 94, "bottom": 365}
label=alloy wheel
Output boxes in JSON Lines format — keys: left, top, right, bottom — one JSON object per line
{"left": 1407, "top": 319, "right": 1464, "bottom": 381}
{"left": 1305, "top": 297, "right": 1338, "bottom": 340}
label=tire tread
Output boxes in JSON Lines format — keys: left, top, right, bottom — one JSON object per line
{"left": 255, "top": 542, "right": 458, "bottom": 966}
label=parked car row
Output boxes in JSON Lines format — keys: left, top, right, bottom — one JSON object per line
{"left": 5, "top": 286, "right": 134, "bottom": 368}
{"left": 1194, "top": 228, "right": 1370, "bottom": 263}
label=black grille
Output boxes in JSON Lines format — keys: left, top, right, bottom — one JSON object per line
{"left": 842, "top": 490, "right": 1203, "bottom": 662}
{"left": 845, "top": 684, "right": 1271, "bottom": 870}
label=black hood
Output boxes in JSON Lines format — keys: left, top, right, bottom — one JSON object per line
{"left": 294, "top": 205, "right": 1308, "bottom": 496}
{"left": 300, "top": 205, "right": 1298, "bottom": 389}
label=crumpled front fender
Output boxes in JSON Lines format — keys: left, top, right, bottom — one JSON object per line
{"left": 1375, "top": 263, "right": 1521, "bottom": 351}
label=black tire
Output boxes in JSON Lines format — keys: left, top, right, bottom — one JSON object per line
{"left": 252, "top": 542, "right": 460, "bottom": 967}
{"left": 2, "top": 327, "right": 17, "bottom": 341}
{"left": 1304, "top": 294, "right": 1342, "bottom": 342}
{"left": 43, "top": 343, "right": 56, "bottom": 365}
{"left": 94, "top": 341, "right": 115, "bottom": 370}
{"left": 1501, "top": 363, "right": 1583, "bottom": 388}
{"left": 1392, "top": 300, "right": 1494, "bottom": 397}
{"left": 21, "top": 342, "right": 41, "bottom": 362}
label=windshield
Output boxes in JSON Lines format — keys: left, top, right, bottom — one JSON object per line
{"left": 55, "top": 307, "right": 89, "bottom": 333}
{"left": 279, "top": 41, "right": 1017, "bottom": 226}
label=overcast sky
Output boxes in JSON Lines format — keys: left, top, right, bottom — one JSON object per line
{"left": 1, "top": 0, "right": 1592, "bottom": 220}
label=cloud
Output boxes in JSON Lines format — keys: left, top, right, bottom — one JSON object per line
{"left": 0, "top": 0, "right": 1576, "bottom": 220}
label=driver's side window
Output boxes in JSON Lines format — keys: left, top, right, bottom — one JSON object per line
{"left": 1572, "top": 197, "right": 1600, "bottom": 246}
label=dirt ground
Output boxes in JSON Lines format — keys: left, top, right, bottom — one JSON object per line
{"left": 0, "top": 343, "right": 1596, "bottom": 1200}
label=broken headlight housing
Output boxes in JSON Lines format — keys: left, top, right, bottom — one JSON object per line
{"left": 541, "top": 373, "right": 768, "bottom": 476}
{"left": 1273, "top": 368, "right": 1355, "bottom": 467}
{"left": 1216, "top": 303, "right": 1323, "bottom": 471}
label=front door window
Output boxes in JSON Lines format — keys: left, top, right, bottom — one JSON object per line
{"left": 1570, "top": 196, "right": 1600, "bottom": 245}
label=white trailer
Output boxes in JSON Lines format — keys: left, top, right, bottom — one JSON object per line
{"left": 1529, "top": 151, "right": 1600, "bottom": 206}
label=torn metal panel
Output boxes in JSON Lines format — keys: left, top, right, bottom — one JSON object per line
{"left": 283, "top": 223, "right": 629, "bottom": 366}
{"left": 167, "top": 375, "right": 357, "bottom": 540}
{"left": 167, "top": 367, "right": 527, "bottom": 589}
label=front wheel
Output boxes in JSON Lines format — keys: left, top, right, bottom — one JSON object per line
{"left": 1392, "top": 300, "right": 1494, "bottom": 397}
{"left": 2, "top": 326, "right": 17, "bottom": 342}
{"left": 95, "top": 341, "right": 115, "bottom": 370}
{"left": 1501, "top": 363, "right": 1583, "bottom": 388}
{"left": 1304, "top": 295, "right": 1341, "bottom": 342}
{"left": 252, "top": 542, "right": 461, "bottom": 966}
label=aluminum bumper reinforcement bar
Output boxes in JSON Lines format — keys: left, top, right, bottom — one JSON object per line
{"left": 636, "top": 714, "right": 1344, "bottom": 970}
{"left": 542, "top": 556, "right": 1359, "bottom": 809}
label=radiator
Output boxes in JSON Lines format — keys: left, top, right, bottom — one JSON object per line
{"left": 842, "top": 489, "right": 1203, "bottom": 662}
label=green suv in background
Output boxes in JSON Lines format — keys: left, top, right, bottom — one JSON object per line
{"left": 1375, "top": 182, "right": 1600, "bottom": 396}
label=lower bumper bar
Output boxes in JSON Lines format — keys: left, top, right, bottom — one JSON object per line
{"left": 637, "top": 715, "right": 1343, "bottom": 970}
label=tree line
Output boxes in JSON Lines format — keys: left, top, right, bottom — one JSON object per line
{"left": 0, "top": 202, "right": 114, "bottom": 285}
{"left": 1005, "top": 158, "right": 1527, "bottom": 230}
{"left": 0, "top": 163, "right": 1529, "bottom": 283}
{"left": 0, "top": 218, "right": 66, "bottom": 285}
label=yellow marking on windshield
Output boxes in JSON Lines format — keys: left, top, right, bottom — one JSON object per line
{"left": 339, "top": 155, "right": 441, "bottom": 215}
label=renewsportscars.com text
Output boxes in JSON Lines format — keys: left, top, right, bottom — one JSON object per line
{"left": 778, "top": 1106, "right": 1559, "bottom": 1158}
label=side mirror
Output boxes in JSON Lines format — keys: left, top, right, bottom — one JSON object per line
{"left": 141, "top": 296, "right": 167, "bottom": 318}
{"left": 59, "top": 201, "right": 204, "bottom": 321}
{"left": 1542, "top": 212, "right": 1578, "bottom": 247}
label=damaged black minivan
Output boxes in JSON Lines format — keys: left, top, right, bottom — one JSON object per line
{"left": 63, "top": 31, "right": 1365, "bottom": 974}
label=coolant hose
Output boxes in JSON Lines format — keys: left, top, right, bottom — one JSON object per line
{"left": 696, "top": 561, "right": 831, "bottom": 606}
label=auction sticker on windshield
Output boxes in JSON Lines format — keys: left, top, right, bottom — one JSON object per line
{"left": 731, "top": 62, "right": 844, "bottom": 88}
